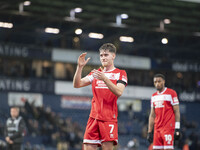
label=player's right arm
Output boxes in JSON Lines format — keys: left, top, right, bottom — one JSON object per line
{"left": 147, "top": 106, "right": 155, "bottom": 143}
{"left": 73, "top": 52, "right": 91, "bottom": 88}
{"left": 148, "top": 107, "right": 155, "bottom": 133}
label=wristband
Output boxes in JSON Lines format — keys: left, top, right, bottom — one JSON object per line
{"left": 175, "top": 122, "right": 180, "bottom": 129}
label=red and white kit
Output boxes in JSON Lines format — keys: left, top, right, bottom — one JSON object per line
{"left": 151, "top": 87, "right": 179, "bottom": 149}
{"left": 83, "top": 68, "right": 127, "bottom": 146}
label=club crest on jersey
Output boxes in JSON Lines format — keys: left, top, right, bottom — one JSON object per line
{"left": 110, "top": 134, "right": 114, "bottom": 138}
{"left": 154, "top": 101, "right": 164, "bottom": 108}
{"left": 105, "top": 73, "right": 120, "bottom": 80}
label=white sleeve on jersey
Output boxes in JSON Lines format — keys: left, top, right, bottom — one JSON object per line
{"left": 87, "top": 74, "right": 94, "bottom": 83}
{"left": 151, "top": 96, "right": 154, "bottom": 107}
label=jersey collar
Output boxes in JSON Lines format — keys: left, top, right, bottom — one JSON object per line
{"left": 157, "top": 87, "right": 167, "bottom": 94}
{"left": 103, "top": 67, "right": 116, "bottom": 72}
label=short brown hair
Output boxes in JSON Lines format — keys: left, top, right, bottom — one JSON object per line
{"left": 99, "top": 43, "right": 116, "bottom": 53}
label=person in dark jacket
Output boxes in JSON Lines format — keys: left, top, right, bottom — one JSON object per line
{"left": 5, "top": 106, "right": 26, "bottom": 150}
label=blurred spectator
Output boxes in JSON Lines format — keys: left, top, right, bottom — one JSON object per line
{"left": 5, "top": 107, "right": 26, "bottom": 150}
{"left": 189, "top": 131, "right": 199, "bottom": 150}
{"left": 127, "top": 138, "right": 139, "bottom": 150}
{"left": 57, "top": 141, "right": 68, "bottom": 150}
{"left": 183, "top": 139, "right": 190, "bottom": 150}
{"left": 148, "top": 143, "right": 153, "bottom": 150}
{"left": 20, "top": 100, "right": 84, "bottom": 149}
{"left": 0, "top": 140, "right": 6, "bottom": 150}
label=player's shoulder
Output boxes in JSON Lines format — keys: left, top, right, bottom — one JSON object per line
{"left": 6, "top": 117, "right": 12, "bottom": 123}
{"left": 166, "top": 88, "right": 176, "bottom": 94}
{"left": 114, "top": 68, "right": 126, "bottom": 73}
{"left": 152, "top": 92, "right": 157, "bottom": 97}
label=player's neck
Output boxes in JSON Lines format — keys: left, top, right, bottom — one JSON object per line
{"left": 158, "top": 87, "right": 166, "bottom": 93}
{"left": 104, "top": 65, "right": 115, "bottom": 72}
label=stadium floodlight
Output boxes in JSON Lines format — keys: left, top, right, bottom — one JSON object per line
{"left": 75, "top": 28, "right": 82, "bottom": 35}
{"left": 70, "top": 7, "right": 83, "bottom": 20}
{"left": 178, "top": 0, "right": 200, "bottom": 3}
{"left": 119, "top": 36, "right": 134, "bottom": 43}
{"left": 159, "top": 19, "right": 171, "bottom": 31}
{"left": 74, "top": 8, "right": 82, "bottom": 13}
{"left": 121, "top": 14, "right": 129, "bottom": 19}
{"left": 24, "top": 1, "right": 31, "bottom": 6}
{"left": 45, "top": 27, "right": 60, "bottom": 34}
{"left": 194, "top": 32, "right": 200, "bottom": 37}
{"left": 19, "top": 3, "right": 24, "bottom": 13}
{"left": 161, "top": 38, "right": 168, "bottom": 44}
{"left": 88, "top": 32, "right": 104, "bottom": 39}
{"left": 116, "top": 14, "right": 129, "bottom": 26}
{"left": 164, "top": 19, "right": 171, "bottom": 24}
{"left": 0, "top": 22, "right": 13, "bottom": 28}
{"left": 19, "top": 1, "right": 31, "bottom": 13}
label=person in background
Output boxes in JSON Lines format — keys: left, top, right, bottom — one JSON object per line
{"left": 5, "top": 106, "right": 26, "bottom": 150}
{"left": 147, "top": 74, "right": 181, "bottom": 150}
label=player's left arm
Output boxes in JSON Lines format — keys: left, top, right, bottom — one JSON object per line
{"left": 104, "top": 79, "right": 126, "bottom": 97}
{"left": 171, "top": 90, "right": 180, "bottom": 127}
{"left": 172, "top": 90, "right": 181, "bottom": 140}
{"left": 173, "top": 105, "right": 180, "bottom": 123}
{"left": 173, "top": 104, "right": 181, "bottom": 140}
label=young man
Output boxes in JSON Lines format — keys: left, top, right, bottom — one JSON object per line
{"left": 147, "top": 74, "right": 181, "bottom": 150}
{"left": 5, "top": 107, "right": 26, "bottom": 150}
{"left": 73, "top": 43, "right": 128, "bottom": 150}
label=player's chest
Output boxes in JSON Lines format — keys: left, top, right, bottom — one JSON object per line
{"left": 93, "top": 72, "right": 119, "bottom": 88}
{"left": 153, "top": 100, "right": 172, "bottom": 109}
{"left": 104, "top": 72, "right": 120, "bottom": 80}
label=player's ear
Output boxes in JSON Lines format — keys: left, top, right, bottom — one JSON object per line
{"left": 112, "top": 53, "right": 116, "bottom": 59}
{"left": 163, "top": 80, "right": 165, "bottom": 85}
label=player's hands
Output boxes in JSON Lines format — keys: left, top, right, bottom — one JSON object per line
{"left": 9, "top": 140, "right": 13, "bottom": 144}
{"left": 174, "top": 129, "right": 181, "bottom": 140}
{"left": 147, "top": 131, "right": 153, "bottom": 143}
{"left": 92, "top": 69, "right": 106, "bottom": 81}
{"left": 5, "top": 137, "right": 13, "bottom": 144}
{"left": 77, "top": 52, "right": 90, "bottom": 67}
{"left": 5, "top": 137, "right": 10, "bottom": 142}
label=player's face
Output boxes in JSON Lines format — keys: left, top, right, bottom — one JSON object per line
{"left": 99, "top": 50, "right": 115, "bottom": 67}
{"left": 10, "top": 108, "right": 19, "bottom": 118}
{"left": 154, "top": 77, "right": 165, "bottom": 91}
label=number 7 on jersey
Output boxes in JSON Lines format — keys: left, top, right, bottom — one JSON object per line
{"left": 109, "top": 124, "right": 114, "bottom": 133}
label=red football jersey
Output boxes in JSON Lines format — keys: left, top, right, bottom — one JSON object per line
{"left": 87, "top": 68, "right": 127, "bottom": 122}
{"left": 151, "top": 87, "right": 179, "bottom": 130}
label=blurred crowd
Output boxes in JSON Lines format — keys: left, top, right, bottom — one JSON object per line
{"left": 22, "top": 99, "right": 83, "bottom": 150}
{"left": 0, "top": 100, "right": 199, "bottom": 150}
{"left": 0, "top": 99, "right": 84, "bottom": 150}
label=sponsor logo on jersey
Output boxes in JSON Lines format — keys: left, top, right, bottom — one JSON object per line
{"left": 105, "top": 73, "right": 120, "bottom": 80}
{"left": 154, "top": 101, "right": 164, "bottom": 108}
{"left": 96, "top": 80, "right": 107, "bottom": 88}
{"left": 152, "top": 94, "right": 172, "bottom": 102}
